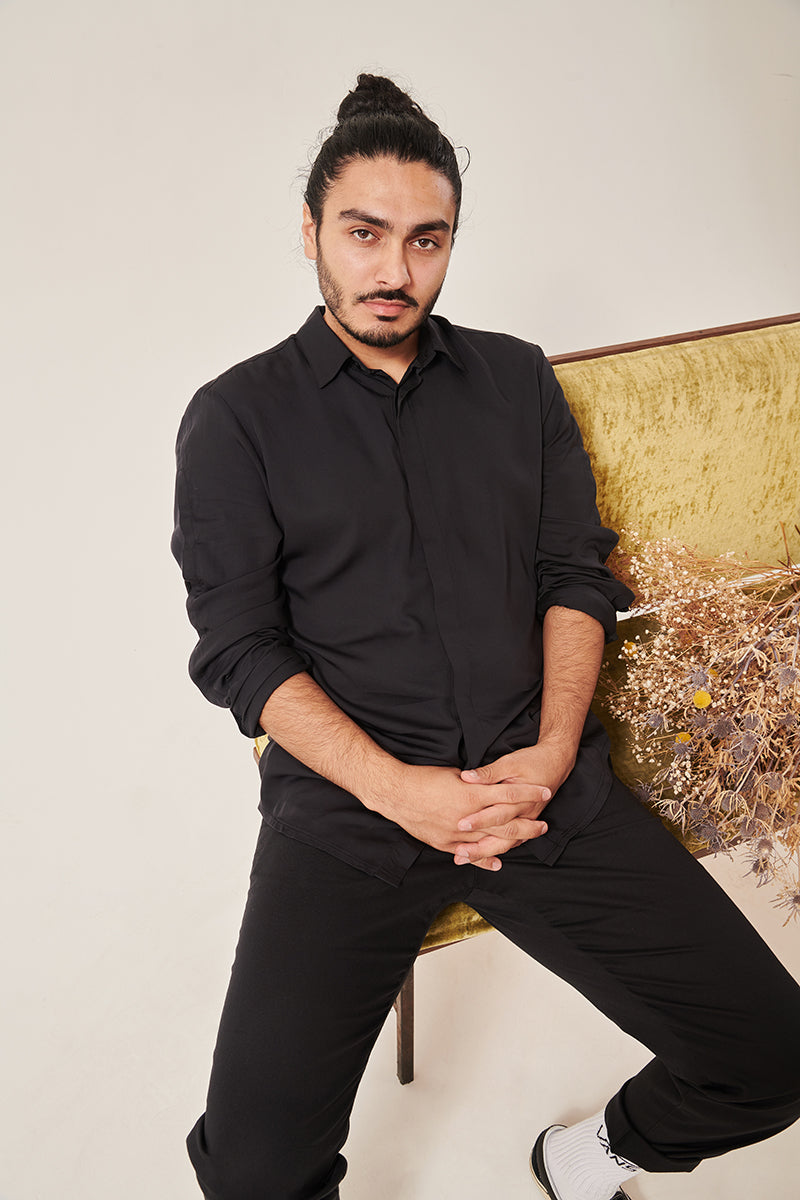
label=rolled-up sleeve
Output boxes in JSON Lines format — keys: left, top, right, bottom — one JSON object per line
{"left": 535, "top": 354, "right": 634, "bottom": 640}
{"left": 171, "top": 384, "right": 308, "bottom": 736}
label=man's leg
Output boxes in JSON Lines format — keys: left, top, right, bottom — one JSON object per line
{"left": 186, "top": 823, "right": 458, "bottom": 1200}
{"left": 465, "top": 776, "right": 800, "bottom": 1181}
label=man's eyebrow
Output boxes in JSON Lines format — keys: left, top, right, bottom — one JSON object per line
{"left": 408, "top": 218, "right": 452, "bottom": 236}
{"left": 337, "top": 209, "right": 451, "bottom": 236}
{"left": 338, "top": 209, "right": 392, "bottom": 230}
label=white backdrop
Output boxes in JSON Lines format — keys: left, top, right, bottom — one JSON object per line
{"left": 2, "top": 2, "right": 799, "bottom": 1198}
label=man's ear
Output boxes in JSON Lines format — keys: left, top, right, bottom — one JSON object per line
{"left": 301, "top": 203, "right": 318, "bottom": 262}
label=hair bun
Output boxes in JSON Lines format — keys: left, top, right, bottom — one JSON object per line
{"left": 336, "top": 74, "right": 423, "bottom": 123}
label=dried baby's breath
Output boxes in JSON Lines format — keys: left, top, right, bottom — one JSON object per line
{"left": 601, "top": 531, "right": 800, "bottom": 921}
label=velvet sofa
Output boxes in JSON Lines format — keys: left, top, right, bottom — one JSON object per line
{"left": 391, "top": 313, "right": 800, "bottom": 1082}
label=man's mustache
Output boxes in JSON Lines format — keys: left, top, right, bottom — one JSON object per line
{"left": 357, "top": 290, "right": 418, "bottom": 309}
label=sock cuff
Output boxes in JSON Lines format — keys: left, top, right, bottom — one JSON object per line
{"left": 596, "top": 1116, "right": 639, "bottom": 1174}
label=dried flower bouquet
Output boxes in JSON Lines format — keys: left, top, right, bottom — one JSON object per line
{"left": 598, "top": 533, "right": 800, "bottom": 922}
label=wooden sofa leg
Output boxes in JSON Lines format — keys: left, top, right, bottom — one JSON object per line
{"left": 394, "top": 964, "right": 415, "bottom": 1084}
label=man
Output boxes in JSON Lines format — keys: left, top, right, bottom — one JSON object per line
{"left": 172, "top": 74, "right": 800, "bottom": 1200}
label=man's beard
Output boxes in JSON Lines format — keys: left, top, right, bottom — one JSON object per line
{"left": 316, "top": 252, "right": 442, "bottom": 349}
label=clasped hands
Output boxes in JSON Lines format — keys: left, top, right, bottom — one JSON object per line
{"left": 390, "top": 742, "right": 574, "bottom": 872}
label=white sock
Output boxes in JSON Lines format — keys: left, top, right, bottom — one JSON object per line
{"left": 543, "top": 1111, "right": 640, "bottom": 1200}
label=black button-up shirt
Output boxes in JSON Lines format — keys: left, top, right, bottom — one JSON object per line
{"left": 172, "top": 308, "right": 634, "bottom": 883}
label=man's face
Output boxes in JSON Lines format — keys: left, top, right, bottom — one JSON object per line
{"left": 301, "top": 155, "right": 456, "bottom": 354}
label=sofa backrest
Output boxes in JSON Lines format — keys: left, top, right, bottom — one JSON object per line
{"left": 552, "top": 318, "right": 800, "bottom": 564}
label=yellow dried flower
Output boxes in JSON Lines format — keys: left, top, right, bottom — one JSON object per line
{"left": 675, "top": 732, "right": 692, "bottom": 743}
{"left": 693, "top": 689, "right": 712, "bottom": 709}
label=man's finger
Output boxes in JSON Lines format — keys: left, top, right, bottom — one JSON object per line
{"left": 454, "top": 825, "right": 547, "bottom": 861}
{"left": 457, "top": 802, "right": 514, "bottom": 831}
{"left": 460, "top": 749, "right": 529, "bottom": 786}
{"left": 454, "top": 851, "right": 503, "bottom": 871}
{"left": 457, "top": 795, "right": 550, "bottom": 832}
{"left": 473, "top": 856, "right": 503, "bottom": 871}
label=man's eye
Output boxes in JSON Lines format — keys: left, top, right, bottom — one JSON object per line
{"left": 414, "top": 238, "right": 437, "bottom": 250}
{"left": 352, "top": 229, "right": 375, "bottom": 242}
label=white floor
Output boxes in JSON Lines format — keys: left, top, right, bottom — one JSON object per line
{"left": 342, "top": 847, "right": 800, "bottom": 1200}
{"left": 5, "top": 813, "right": 798, "bottom": 1200}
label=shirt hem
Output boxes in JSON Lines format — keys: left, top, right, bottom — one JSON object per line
{"left": 257, "top": 809, "right": 422, "bottom": 886}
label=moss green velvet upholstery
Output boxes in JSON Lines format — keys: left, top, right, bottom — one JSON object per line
{"left": 554, "top": 322, "right": 800, "bottom": 564}
{"left": 419, "top": 902, "right": 492, "bottom": 949}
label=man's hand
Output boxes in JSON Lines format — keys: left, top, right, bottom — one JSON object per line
{"left": 379, "top": 762, "right": 550, "bottom": 872}
{"left": 450, "top": 741, "right": 576, "bottom": 868}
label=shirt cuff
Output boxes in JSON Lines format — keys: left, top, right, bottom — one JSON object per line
{"left": 232, "top": 651, "right": 309, "bottom": 738}
{"left": 538, "top": 585, "right": 632, "bottom": 643}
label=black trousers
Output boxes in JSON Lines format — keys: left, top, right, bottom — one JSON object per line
{"left": 187, "top": 778, "right": 800, "bottom": 1199}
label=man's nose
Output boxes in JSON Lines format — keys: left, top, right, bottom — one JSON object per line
{"left": 375, "top": 241, "right": 411, "bottom": 289}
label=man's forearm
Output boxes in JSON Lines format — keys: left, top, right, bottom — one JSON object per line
{"left": 258, "top": 672, "right": 405, "bottom": 812}
{"left": 260, "top": 671, "right": 552, "bottom": 869}
{"left": 537, "top": 604, "right": 605, "bottom": 769}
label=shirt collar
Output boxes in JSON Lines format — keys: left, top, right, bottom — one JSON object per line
{"left": 295, "top": 308, "right": 353, "bottom": 388}
{"left": 295, "top": 307, "right": 464, "bottom": 388}
{"left": 420, "top": 314, "right": 464, "bottom": 372}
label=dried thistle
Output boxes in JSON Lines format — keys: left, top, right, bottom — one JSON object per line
{"left": 600, "top": 533, "right": 800, "bottom": 916}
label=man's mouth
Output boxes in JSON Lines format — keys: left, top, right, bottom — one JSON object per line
{"left": 362, "top": 299, "right": 410, "bottom": 318}
{"left": 359, "top": 291, "right": 418, "bottom": 320}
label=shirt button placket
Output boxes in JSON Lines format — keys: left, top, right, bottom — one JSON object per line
{"left": 394, "top": 379, "right": 480, "bottom": 766}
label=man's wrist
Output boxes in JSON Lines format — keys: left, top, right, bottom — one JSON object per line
{"left": 357, "top": 753, "right": 411, "bottom": 817}
{"left": 531, "top": 735, "right": 579, "bottom": 784}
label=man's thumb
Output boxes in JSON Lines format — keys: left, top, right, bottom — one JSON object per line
{"left": 461, "top": 763, "right": 495, "bottom": 784}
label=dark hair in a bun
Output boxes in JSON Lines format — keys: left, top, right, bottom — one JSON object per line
{"left": 305, "top": 74, "right": 464, "bottom": 237}
{"left": 335, "top": 74, "right": 425, "bottom": 123}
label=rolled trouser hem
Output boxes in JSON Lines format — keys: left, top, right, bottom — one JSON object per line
{"left": 186, "top": 1114, "right": 347, "bottom": 1199}
{"left": 604, "top": 1094, "right": 701, "bottom": 1174}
